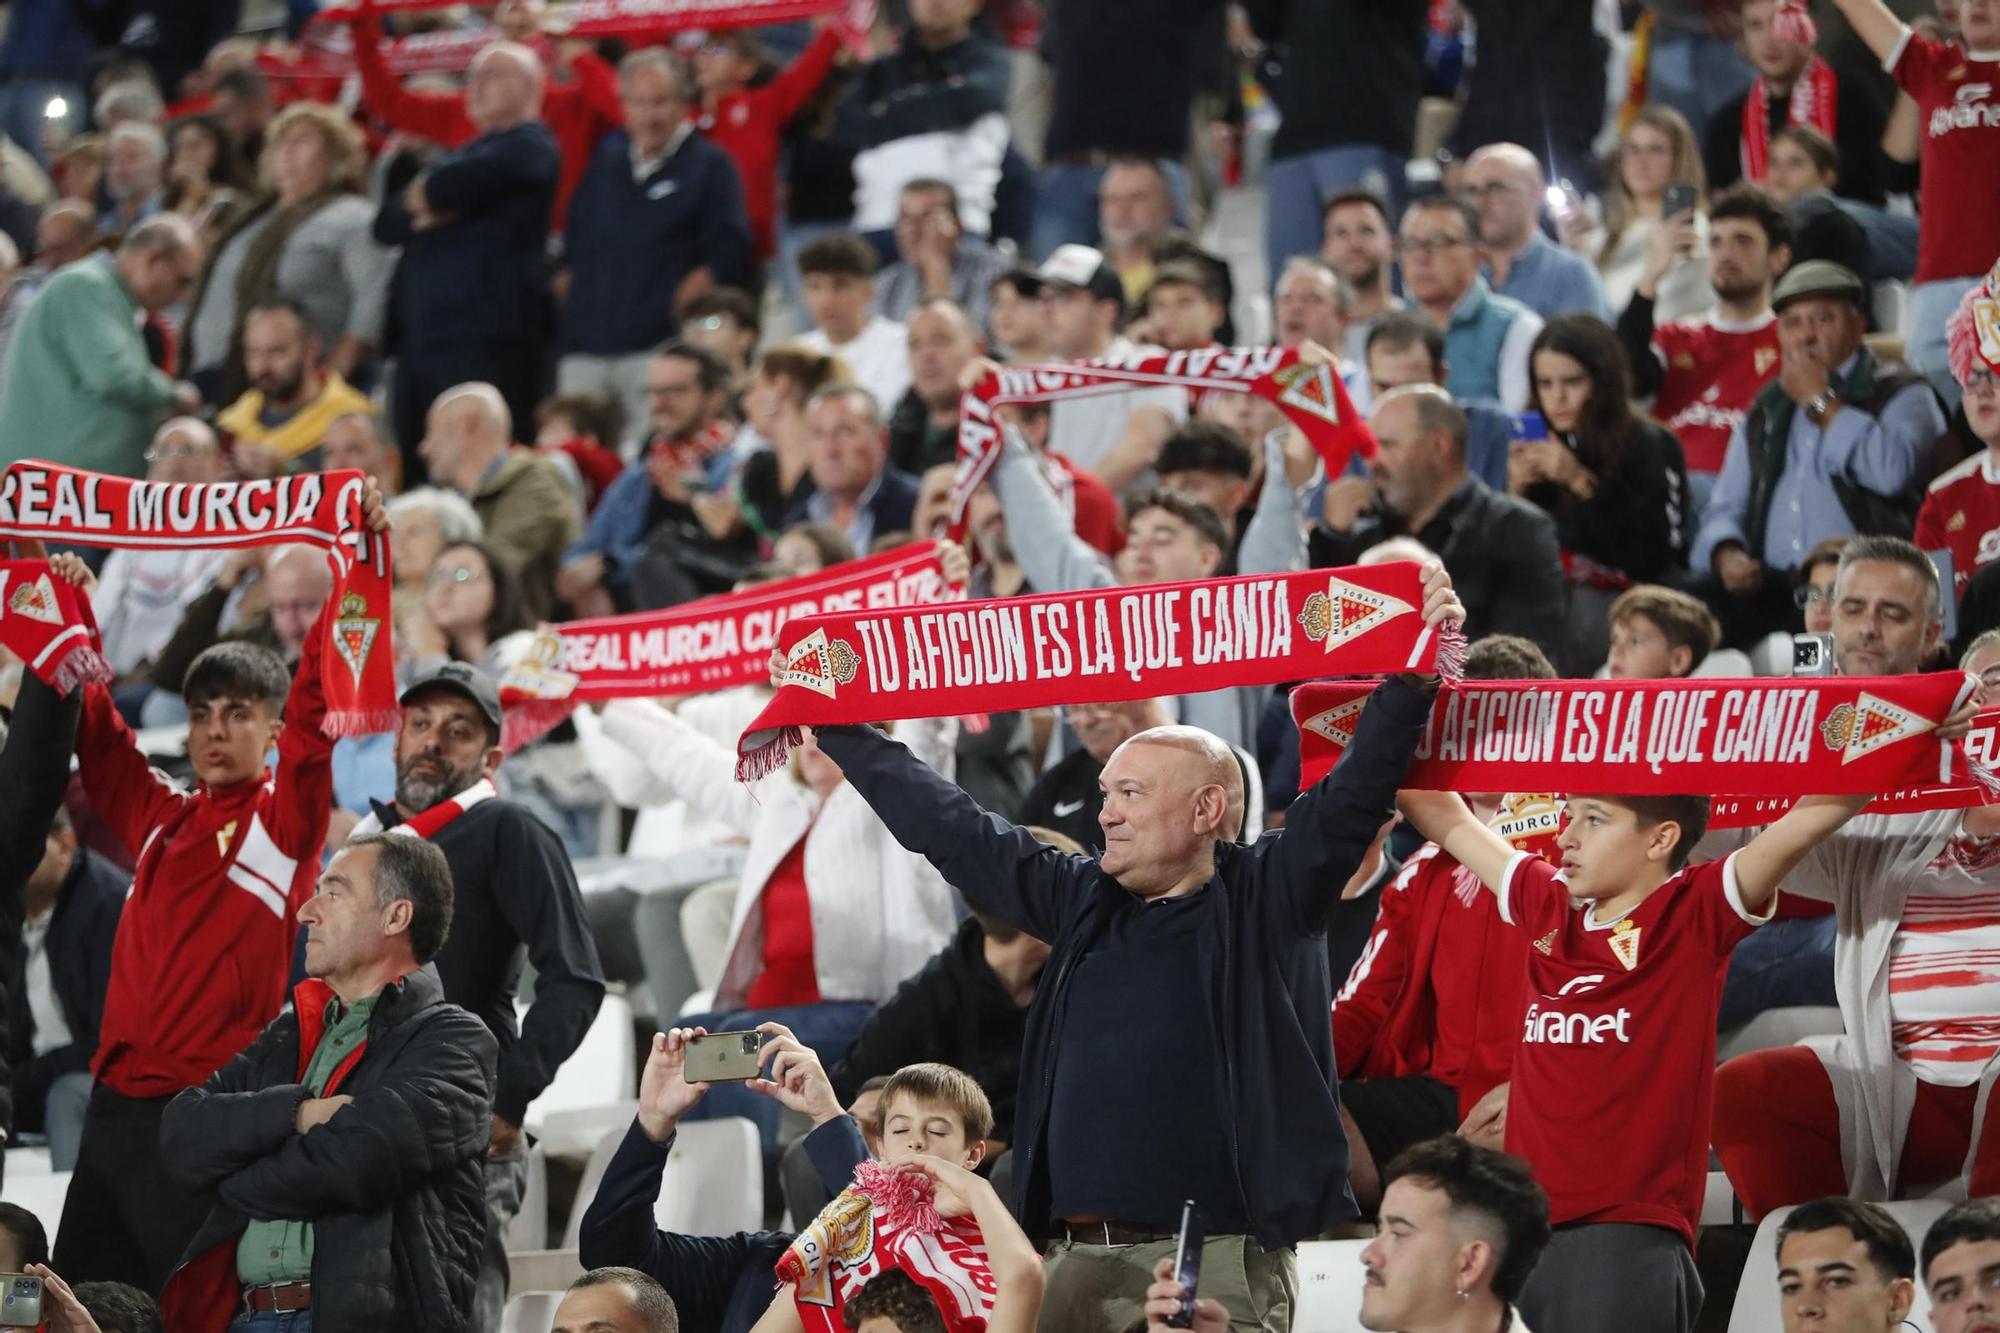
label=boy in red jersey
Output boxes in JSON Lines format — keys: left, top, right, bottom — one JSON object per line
{"left": 1915, "top": 272, "right": 2000, "bottom": 598}
{"left": 1400, "top": 775, "right": 1935, "bottom": 1333}
{"left": 49, "top": 483, "right": 388, "bottom": 1295}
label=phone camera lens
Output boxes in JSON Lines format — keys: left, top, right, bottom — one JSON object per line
{"left": 741, "top": 1034, "right": 759, "bottom": 1053}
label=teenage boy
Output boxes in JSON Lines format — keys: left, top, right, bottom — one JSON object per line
{"left": 795, "top": 232, "right": 912, "bottom": 412}
{"left": 1605, "top": 585, "right": 1723, "bottom": 680}
{"left": 50, "top": 486, "right": 388, "bottom": 1293}
{"left": 1398, "top": 770, "right": 1937, "bottom": 1333}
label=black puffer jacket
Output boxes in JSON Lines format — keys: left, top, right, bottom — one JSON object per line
{"left": 160, "top": 964, "right": 497, "bottom": 1333}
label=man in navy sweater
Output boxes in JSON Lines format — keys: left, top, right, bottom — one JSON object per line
{"left": 378, "top": 41, "right": 559, "bottom": 476}
{"left": 807, "top": 563, "right": 1462, "bottom": 1333}
{"left": 558, "top": 48, "right": 753, "bottom": 444}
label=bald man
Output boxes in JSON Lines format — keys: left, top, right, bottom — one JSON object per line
{"left": 1463, "top": 143, "right": 1610, "bottom": 322}
{"left": 420, "top": 382, "right": 580, "bottom": 618}
{"left": 379, "top": 38, "right": 559, "bottom": 478}
{"left": 810, "top": 563, "right": 1462, "bottom": 1333}
{"left": 892, "top": 299, "right": 983, "bottom": 472}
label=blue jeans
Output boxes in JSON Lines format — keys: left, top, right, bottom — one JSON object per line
{"left": 674, "top": 1001, "right": 875, "bottom": 1157}
{"left": 1718, "top": 914, "right": 1837, "bottom": 1032}
{"left": 230, "top": 1311, "right": 313, "bottom": 1333}
{"left": 1264, "top": 145, "right": 1405, "bottom": 271}
{"left": 1028, "top": 159, "right": 1191, "bottom": 262}
{"left": 1646, "top": 33, "right": 1755, "bottom": 140}
{"left": 1911, "top": 275, "right": 1981, "bottom": 409}
{"left": 45, "top": 1071, "right": 90, "bottom": 1171}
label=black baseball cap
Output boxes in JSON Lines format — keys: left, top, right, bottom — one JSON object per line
{"left": 400, "top": 660, "right": 503, "bottom": 734}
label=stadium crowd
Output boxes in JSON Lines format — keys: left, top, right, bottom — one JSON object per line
{"left": 1, "top": 0, "right": 2000, "bottom": 1329}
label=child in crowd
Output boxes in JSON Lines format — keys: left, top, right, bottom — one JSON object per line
{"left": 1397, "top": 756, "right": 1961, "bottom": 1333}
{"left": 1605, "top": 584, "right": 1721, "bottom": 679}
{"left": 795, "top": 233, "right": 912, "bottom": 412}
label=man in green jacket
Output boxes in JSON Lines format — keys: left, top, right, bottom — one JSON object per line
{"left": 0, "top": 214, "right": 202, "bottom": 478}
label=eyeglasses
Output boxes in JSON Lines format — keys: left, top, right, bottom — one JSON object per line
{"left": 427, "top": 564, "right": 487, "bottom": 587}
{"left": 1966, "top": 367, "right": 1999, "bottom": 396}
{"left": 1399, "top": 235, "right": 1470, "bottom": 256}
{"left": 1794, "top": 585, "right": 1835, "bottom": 608}
{"left": 1462, "top": 181, "right": 1520, "bottom": 198}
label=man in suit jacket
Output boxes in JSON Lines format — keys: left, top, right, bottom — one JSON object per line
{"left": 784, "top": 384, "right": 920, "bottom": 549}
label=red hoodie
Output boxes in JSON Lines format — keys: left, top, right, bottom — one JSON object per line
{"left": 82, "top": 611, "right": 335, "bottom": 1098}
{"left": 1332, "top": 837, "right": 1532, "bottom": 1119}
{"left": 694, "top": 26, "right": 842, "bottom": 260}
{"left": 351, "top": 17, "right": 623, "bottom": 230}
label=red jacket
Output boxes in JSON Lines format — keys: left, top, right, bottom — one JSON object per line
{"left": 694, "top": 27, "right": 842, "bottom": 259}
{"left": 82, "top": 611, "right": 335, "bottom": 1099}
{"left": 353, "top": 18, "right": 623, "bottom": 230}
{"left": 1332, "top": 839, "right": 1530, "bottom": 1119}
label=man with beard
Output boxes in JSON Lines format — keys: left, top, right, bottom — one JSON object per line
{"left": 352, "top": 661, "right": 605, "bottom": 1332}
{"left": 215, "top": 299, "right": 371, "bottom": 478}
{"left": 1322, "top": 189, "right": 1404, "bottom": 367}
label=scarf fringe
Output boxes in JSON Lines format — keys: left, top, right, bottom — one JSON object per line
{"left": 853, "top": 1160, "right": 945, "bottom": 1235}
{"left": 1436, "top": 621, "right": 1467, "bottom": 685}
{"left": 736, "top": 725, "right": 802, "bottom": 784}
{"left": 47, "top": 642, "right": 113, "bottom": 695}
{"left": 1772, "top": 1, "right": 1819, "bottom": 45}
{"left": 322, "top": 706, "right": 406, "bottom": 739}
{"left": 500, "top": 699, "right": 577, "bottom": 756}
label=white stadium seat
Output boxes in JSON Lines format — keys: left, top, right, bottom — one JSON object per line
{"left": 1293, "top": 1239, "right": 1372, "bottom": 1332}
{"left": 1729, "top": 1200, "right": 1950, "bottom": 1333}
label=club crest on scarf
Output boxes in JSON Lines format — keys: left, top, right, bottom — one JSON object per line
{"left": 500, "top": 630, "right": 582, "bottom": 701}
{"left": 6, "top": 571, "right": 61, "bottom": 625}
{"left": 784, "top": 628, "right": 862, "bottom": 698}
{"left": 1270, "top": 361, "right": 1343, "bottom": 425}
{"left": 1300, "top": 695, "right": 1369, "bottom": 751}
{"left": 1819, "top": 693, "right": 1934, "bottom": 763}
{"left": 331, "top": 591, "right": 380, "bottom": 686}
{"left": 1297, "top": 576, "right": 1414, "bottom": 653}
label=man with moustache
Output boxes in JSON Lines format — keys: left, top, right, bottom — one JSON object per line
{"left": 353, "top": 661, "right": 605, "bottom": 1330}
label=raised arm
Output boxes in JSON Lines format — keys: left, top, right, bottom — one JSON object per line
{"left": 1234, "top": 430, "right": 1307, "bottom": 575}
{"left": 1733, "top": 792, "right": 1873, "bottom": 917}
{"left": 1830, "top": 0, "right": 1910, "bottom": 61}
{"left": 599, "top": 698, "right": 760, "bottom": 833}
{"left": 0, "top": 671, "right": 80, "bottom": 884}
{"left": 989, "top": 426, "right": 1116, "bottom": 593}
{"left": 1395, "top": 792, "right": 1520, "bottom": 894}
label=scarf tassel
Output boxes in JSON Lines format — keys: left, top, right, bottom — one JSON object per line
{"left": 1436, "top": 620, "right": 1467, "bottom": 686}
{"left": 322, "top": 705, "right": 407, "bottom": 740}
{"left": 1772, "top": 1, "right": 1819, "bottom": 46}
{"left": 736, "top": 724, "right": 803, "bottom": 784}
{"left": 45, "top": 641, "right": 113, "bottom": 696}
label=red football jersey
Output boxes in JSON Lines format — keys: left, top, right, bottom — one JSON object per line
{"left": 1651, "top": 314, "right": 1782, "bottom": 477}
{"left": 1499, "top": 850, "right": 1767, "bottom": 1246}
{"left": 1915, "top": 449, "right": 2000, "bottom": 598}
{"left": 1890, "top": 30, "right": 2000, "bottom": 283}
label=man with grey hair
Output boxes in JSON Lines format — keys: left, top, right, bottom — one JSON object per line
{"left": 1273, "top": 255, "right": 1356, "bottom": 355}
{"left": 557, "top": 46, "right": 752, "bottom": 441}
{"left": 807, "top": 564, "right": 1464, "bottom": 1332}
{"left": 783, "top": 383, "right": 920, "bottom": 551}
{"left": 1463, "top": 142, "right": 1610, "bottom": 321}
{"left": 93, "top": 419, "right": 231, "bottom": 683}
{"left": 1313, "top": 383, "right": 1566, "bottom": 658}
{"left": 102, "top": 121, "right": 165, "bottom": 235}
{"left": 0, "top": 212, "right": 200, "bottom": 477}
{"left": 380, "top": 39, "right": 560, "bottom": 473}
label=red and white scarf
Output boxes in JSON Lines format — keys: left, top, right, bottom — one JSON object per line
{"left": 1742, "top": 51, "right": 1838, "bottom": 183}
{"left": 737, "top": 560, "right": 1461, "bottom": 780}
{"left": 948, "top": 347, "right": 1374, "bottom": 540}
{"left": 350, "top": 778, "right": 497, "bottom": 841}
{"left": 1291, "top": 675, "right": 1992, "bottom": 803}
{"left": 0, "top": 462, "right": 397, "bottom": 735}
{"left": 777, "top": 1161, "right": 996, "bottom": 1333}
{"left": 1949, "top": 258, "right": 2000, "bottom": 386}
{"left": 501, "top": 540, "right": 950, "bottom": 752}
{"left": 0, "top": 559, "right": 112, "bottom": 694}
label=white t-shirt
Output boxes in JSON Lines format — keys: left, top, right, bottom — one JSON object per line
{"left": 1047, "top": 337, "right": 1188, "bottom": 479}
{"left": 797, "top": 317, "right": 912, "bottom": 420}
{"left": 23, "top": 909, "right": 72, "bottom": 1058}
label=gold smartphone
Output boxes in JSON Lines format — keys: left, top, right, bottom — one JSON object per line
{"left": 684, "top": 1030, "right": 768, "bottom": 1083}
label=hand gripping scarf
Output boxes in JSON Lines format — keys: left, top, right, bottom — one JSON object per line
{"left": 0, "top": 462, "right": 397, "bottom": 735}
{"left": 776, "top": 1161, "right": 997, "bottom": 1333}
{"left": 1949, "top": 258, "right": 2000, "bottom": 387}
{"left": 500, "top": 540, "right": 950, "bottom": 751}
{"left": 1290, "top": 674, "right": 1993, "bottom": 805}
{"left": 736, "top": 559, "right": 1463, "bottom": 781}
{"left": 947, "top": 346, "right": 1375, "bottom": 540}
{"left": 0, "top": 559, "right": 112, "bottom": 694}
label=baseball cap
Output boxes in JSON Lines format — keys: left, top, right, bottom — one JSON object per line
{"left": 1037, "top": 244, "right": 1124, "bottom": 306}
{"left": 1772, "top": 260, "right": 1867, "bottom": 313}
{"left": 401, "top": 660, "right": 503, "bottom": 734}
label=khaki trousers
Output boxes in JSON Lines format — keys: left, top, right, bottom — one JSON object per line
{"left": 1037, "top": 1233, "right": 1296, "bottom": 1333}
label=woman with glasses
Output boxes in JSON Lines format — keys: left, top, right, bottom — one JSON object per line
{"left": 1566, "top": 106, "right": 1717, "bottom": 325}
{"left": 405, "top": 540, "right": 537, "bottom": 680}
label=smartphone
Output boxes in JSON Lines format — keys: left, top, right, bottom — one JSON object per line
{"left": 0, "top": 1275, "right": 43, "bottom": 1327}
{"left": 684, "top": 1030, "right": 768, "bottom": 1083}
{"left": 1663, "top": 184, "right": 1698, "bottom": 218}
{"left": 1792, "top": 632, "right": 1836, "bottom": 677}
{"left": 1165, "top": 1201, "right": 1204, "bottom": 1329}
{"left": 1509, "top": 411, "right": 1548, "bottom": 442}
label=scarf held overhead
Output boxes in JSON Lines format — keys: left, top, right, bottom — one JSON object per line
{"left": 1291, "top": 675, "right": 1988, "bottom": 801}
{"left": 0, "top": 559, "right": 112, "bottom": 694}
{"left": 501, "top": 539, "right": 949, "bottom": 750}
{"left": 947, "top": 346, "right": 1375, "bottom": 539}
{"left": 737, "top": 560, "right": 1460, "bottom": 780}
{"left": 0, "top": 462, "right": 396, "bottom": 735}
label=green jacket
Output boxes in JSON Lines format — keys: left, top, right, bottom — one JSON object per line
{"left": 0, "top": 252, "right": 179, "bottom": 477}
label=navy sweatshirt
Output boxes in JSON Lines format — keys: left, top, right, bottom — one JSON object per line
{"left": 816, "top": 674, "right": 1438, "bottom": 1250}
{"left": 559, "top": 129, "right": 754, "bottom": 357}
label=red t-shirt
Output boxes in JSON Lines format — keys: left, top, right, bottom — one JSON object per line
{"left": 1915, "top": 449, "right": 2000, "bottom": 598}
{"left": 1499, "top": 850, "right": 1766, "bottom": 1245}
{"left": 1890, "top": 30, "right": 2000, "bottom": 282}
{"left": 1651, "top": 314, "right": 1782, "bottom": 476}
{"left": 747, "top": 834, "right": 822, "bottom": 1009}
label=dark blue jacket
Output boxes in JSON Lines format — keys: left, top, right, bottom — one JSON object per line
{"left": 10, "top": 846, "right": 124, "bottom": 1121}
{"left": 578, "top": 1115, "right": 871, "bottom": 1333}
{"left": 835, "top": 31, "right": 1010, "bottom": 151}
{"left": 379, "top": 122, "right": 559, "bottom": 354}
{"left": 560, "top": 129, "right": 753, "bottom": 357}
{"left": 815, "top": 674, "right": 1437, "bottom": 1250}
{"left": 780, "top": 466, "right": 921, "bottom": 542}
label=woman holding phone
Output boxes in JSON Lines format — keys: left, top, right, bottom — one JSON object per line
{"left": 1511, "top": 314, "right": 1693, "bottom": 672}
{"left": 1568, "top": 106, "right": 1717, "bottom": 323}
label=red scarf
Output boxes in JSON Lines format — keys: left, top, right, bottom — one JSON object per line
{"left": 501, "top": 540, "right": 950, "bottom": 751}
{"left": 777, "top": 1161, "right": 996, "bottom": 1333}
{"left": 0, "top": 462, "right": 397, "bottom": 736}
{"left": 737, "top": 560, "right": 1462, "bottom": 780}
{"left": 948, "top": 347, "right": 1374, "bottom": 540}
{"left": 349, "top": 777, "right": 497, "bottom": 841}
{"left": 1742, "top": 53, "right": 1838, "bottom": 183}
{"left": 1292, "top": 675, "right": 1990, "bottom": 800}
{"left": 0, "top": 559, "right": 112, "bottom": 694}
